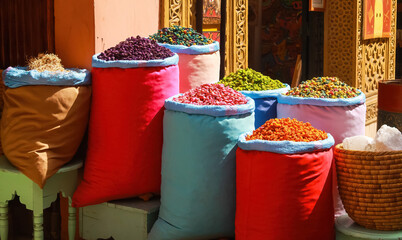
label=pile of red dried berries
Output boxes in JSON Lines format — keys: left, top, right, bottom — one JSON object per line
{"left": 173, "top": 84, "right": 248, "bottom": 106}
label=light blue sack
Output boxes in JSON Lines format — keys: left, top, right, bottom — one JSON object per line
{"left": 91, "top": 53, "right": 179, "bottom": 68}
{"left": 240, "top": 84, "right": 290, "bottom": 128}
{"left": 238, "top": 131, "right": 335, "bottom": 154}
{"left": 158, "top": 41, "right": 220, "bottom": 55}
{"left": 2, "top": 67, "right": 91, "bottom": 88}
{"left": 277, "top": 89, "right": 365, "bottom": 106}
{"left": 148, "top": 96, "right": 255, "bottom": 240}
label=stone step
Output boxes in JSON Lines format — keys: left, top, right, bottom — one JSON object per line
{"left": 81, "top": 197, "right": 160, "bottom": 240}
{"left": 335, "top": 215, "right": 402, "bottom": 240}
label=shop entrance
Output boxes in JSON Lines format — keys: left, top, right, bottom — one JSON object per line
{"left": 248, "top": 0, "right": 325, "bottom": 86}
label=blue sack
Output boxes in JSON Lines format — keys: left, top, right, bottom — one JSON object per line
{"left": 158, "top": 41, "right": 220, "bottom": 55}
{"left": 277, "top": 89, "right": 365, "bottom": 106}
{"left": 91, "top": 53, "right": 179, "bottom": 68}
{"left": 148, "top": 96, "right": 255, "bottom": 240}
{"left": 3, "top": 67, "right": 91, "bottom": 88}
{"left": 240, "top": 84, "right": 290, "bottom": 128}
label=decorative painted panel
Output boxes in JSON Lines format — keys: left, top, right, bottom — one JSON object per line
{"left": 363, "top": 0, "right": 392, "bottom": 40}
{"left": 202, "top": 0, "right": 221, "bottom": 42}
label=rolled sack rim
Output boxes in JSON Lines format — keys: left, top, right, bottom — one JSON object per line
{"left": 240, "top": 84, "right": 290, "bottom": 99}
{"left": 238, "top": 132, "right": 335, "bottom": 154}
{"left": 164, "top": 95, "right": 255, "bottom": 117}
{"left": 91, "top": 52, "right": 179, "bottom": 68}
{"left": 157, "top": 41, "right": 220, "bottom": 55}
{"left": 3, "top": 66, "right": 91, "bottom": 88}
{"left": 277, "top": 89, "right": 366, "bottom": 106}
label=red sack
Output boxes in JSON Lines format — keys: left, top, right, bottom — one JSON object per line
{"left": 236, "top": 148, "right": 334, "bottom": 240}
{"left": 73, "top": 63, "right": 179, "bottom": 207}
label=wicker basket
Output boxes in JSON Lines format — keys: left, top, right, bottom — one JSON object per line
{"left": 334, "top": 143, "right": 402, "bottom": 231}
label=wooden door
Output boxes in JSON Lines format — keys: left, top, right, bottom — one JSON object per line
{"left": 0, "top": 0, "right": 55, "bottom": 69}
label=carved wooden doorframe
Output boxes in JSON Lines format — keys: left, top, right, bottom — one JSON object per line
{"left": 159, "top": 0, "right": 248, "bottom": 76}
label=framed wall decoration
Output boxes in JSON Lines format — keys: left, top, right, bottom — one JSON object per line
{"left": 309, "top": 0, "right": 325, "bottom": 12}
{"left": 363, "top": 0, "right": 392, "bottom": 39}
{"left": 202, "top": 0, "right": 221, "bottom": 42}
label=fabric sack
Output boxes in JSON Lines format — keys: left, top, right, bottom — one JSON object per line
{"left": 236, "top": 133, "right": 335, "bottom": 240}
{"left": 1, "top": 67, "right": 91, "bottom": 188}
{"left": 240, "top": 84, "right": 290, "bottom": 128}
{"left": 276, "top": 92, "right": 366, "bottom": 144}
{"left": 277, "top": 91, "right": 366, "bottom": 217}
{"left": 148, "top": 95, "right": 255, "bottom": 240}
{"left": 159, "top": 41, "right": 220, "bottom": 92}
{"left": 72, "top": 54, "right": 179, "bottom": 207}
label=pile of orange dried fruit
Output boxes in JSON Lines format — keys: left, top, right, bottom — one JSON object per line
{"left": 246, "top": 118, "right": 328, "bottom": 142}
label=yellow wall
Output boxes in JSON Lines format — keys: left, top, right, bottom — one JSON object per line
{"left": 94, "top": 0, "right": 159, "bottom": 53}
{"left": 55, "top": 0, "right": 160, "bottom": 69}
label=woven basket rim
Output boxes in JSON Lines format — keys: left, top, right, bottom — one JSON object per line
{"left": 338, "top": 184, "right": 402, "bottom": 193}
{"left": 340, "top": 193, "right": 402, "bottom": 202}
{"left": 335, "top": 143, "right": 402, "bottom": 155}
{"left": 337, "top": 177, "right": 400, "bottom": 184}
{"left": 337, "top": 171, "right": 401, "bottom": 181}
{"left": 343, "top": 203, "right": 402, "bottom": 212}
{"left": 340, "top": 199, "right": 402, "bottom": 207}
{"left": 347, "top": 209, "right": 402, "bottom": 216}
{"left": 340, "top": 190, "right": 402, "bottom": 198}
{"left": 336, "top": 161, "right": 402, "bottom": 169}
{"left": 348, "top": 217, "right": 402, "bottom": 224}
{"left": 336, "top": 165, "right": 402, "bottom": 174}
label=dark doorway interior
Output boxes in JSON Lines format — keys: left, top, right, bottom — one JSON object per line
{"left": 0, "top": 0, "right": 55, "bottom": 69}
{"left": 248, "top": 0, "right": 324, "bottom": 85}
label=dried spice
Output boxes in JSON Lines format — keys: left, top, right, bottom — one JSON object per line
{"left": 27, "top": 53, "right": 66, "bottom": 72}
{"left": 98, "top": 35, "right": 174, "bottom": 61}
{"left": 149, "top": 25, "right": 214, "bottom": 46}
{"left": 173, "top": 83, "right": 248, "bottom": 106}
{"left": 246, "top": 118, "right": 328, "bottom": 142}
{"left": 285, "top": 76, "right": 360, "bottom": 98}
{"left": 218, "top": 68, "right": 285, "bottom": 91}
